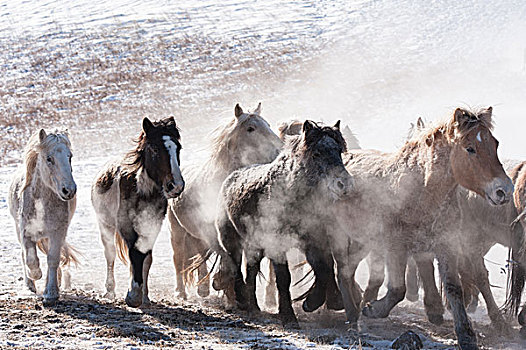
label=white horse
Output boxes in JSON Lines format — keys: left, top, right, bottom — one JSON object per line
{"left": 8, "top": 129, "right": 78, "bottom": 305}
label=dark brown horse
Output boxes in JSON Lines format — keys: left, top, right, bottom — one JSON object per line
{"left": 216, "top": 120, "right": 353, "bottom": 327}
{"left": 91, "top": 116, "right": 184, "bottom": 307}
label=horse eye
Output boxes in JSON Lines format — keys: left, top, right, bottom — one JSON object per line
{"left": 247, "top": 126, "right": 255, "bottom": 133}
{"left": 46, "top": 156, "right": 53, "bottom": 164}
{"left": 466, "top": 147, "right": 476, "bottom": 154}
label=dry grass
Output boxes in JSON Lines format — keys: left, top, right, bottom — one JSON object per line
{"left": 0, "top": 23, "right": 320, "bottom": 165}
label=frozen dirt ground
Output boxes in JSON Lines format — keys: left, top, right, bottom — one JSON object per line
{"left": 2, "top": 0, "right": 526, "bottom": 349}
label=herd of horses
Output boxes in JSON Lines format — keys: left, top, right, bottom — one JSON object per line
{"left": 8, "top": 103, "right": 526, "bottom": 350}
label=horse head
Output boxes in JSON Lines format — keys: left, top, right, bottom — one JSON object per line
{"left": 140, "top": 116, "right": 184, "bottom": 198}
{"left": 448, "top": 107, "right": 513, "bottom": 205}
{"left": 34, "top": 129, "right": 76, "bottom": 201}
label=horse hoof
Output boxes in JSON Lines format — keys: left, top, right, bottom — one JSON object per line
{"left": 25, "top": 279, "right": 37, "bottom": 293}
{"left": 29, "top": 268, "right": 42, "bottom": 281}
{"left": 362, "top": 302, "right": 389, "bottom": 319}
{"left": 405, "top": 292, "right": 419, "bottom": 302}
{"left": 125, "top": 292, "right": 143, "bottom": 308}
{"left": 174, "top": 289, "right": 187, "bottom": 300}
{"left": 103, "top": 291, "right": 116, "bottom": 300}
{"left": 281, "top": 315, "right": 300, "bottom": 329}
{"left": 42, "top": 295, "right": 58, "bottom": 306}
{"left": 427, "top": 313, "right": 444, "bottom": 325}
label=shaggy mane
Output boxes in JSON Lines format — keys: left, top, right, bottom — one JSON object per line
{"left": 23, "top": 130, "right": 71, "bottom": 191}
{"left": 406, "top": 107, "right": 494, "bottom": 148}
{"left": 284, "top": 123, "right": 347, "bottom": 157}
{"left": 122, "top": 117, "right": 181, "bottom": 178}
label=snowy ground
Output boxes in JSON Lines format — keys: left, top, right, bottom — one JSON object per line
{"left": 2, "top": 0, "right": 526, "bottom": 349}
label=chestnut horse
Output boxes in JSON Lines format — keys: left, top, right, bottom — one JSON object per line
{"left": 91, "top": 116, "right": 184, "bottom": 307}
{"left": 168, "top": 103, "right": 282, "bottom": 300}
{"left": 334, "top": 107, "right": 512, "bottom": 350}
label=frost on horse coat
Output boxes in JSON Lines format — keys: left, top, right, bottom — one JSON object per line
{"left": 335, "top": 107, "right": 512, "bottom": 350}
{"left": 216, "top": 120, "right": 353, "bottom": 327}
{"left": 91, "top": 116, "right": 183, "bottom": 307}
{"left": 9, "top": 129, "right": 78, "bottom": 305}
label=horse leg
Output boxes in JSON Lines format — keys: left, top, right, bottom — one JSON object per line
{"left": 245, "top": 250, "right": 263, "bottom": 312}
{"left": 43, "top": 236, "right": 62, "bottom": 305}
{"left": 272, "top": 258, "right": 299, "bottom": 328}
{"left": 405, "top": 256, "right": 419, "bottom": 302}
{"left": 436, "top": 250, "right": 478, "bottom": 350}
{"left": 216, "top": 214, "right": 246, "bottom": 309}
{"left": 194, "top": 238, "right": 210, "bottom": 298}
{"left": 264, "top": 259, "right": 278, "bottom": 310}
{"left": 363, "top": 248, "right": 385, "bottom": 304}
{"left": 331, "top": 240, "right": 362, "bottom": 325}
{"left": 471, "top": 257, "right": 509, "bottom": 333}
{"left": 325, "top": 257, "right": 344, "bottom": 311}
{"left": 414, "top": 253, "right": 444, "bottom": 325}
{"left": 168, "top": 208, "right": 188, "bottom": 300}
{"left": 362, "top": 247, "right": 407, "bottom": 319}
{"left": 141, "top": 251, "right": 153, "bottom": 306}
{"left": 125, "top": 241, "right": 147, "bottom": 308}
{"left": 99, "top": 222, "right": 116, "bottom": 299}
{"left": 23, "top": 236, "right": 42, "bottom": 282}
{"left": 302, "top": 245, "right": 333, "bottom": 312}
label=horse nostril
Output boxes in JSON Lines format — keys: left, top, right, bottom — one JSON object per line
{"left": 337, "top": 181, "right": 345, "bottom": 190}
{"left": 496, "top": 189, "right": 505, "bottom": 199}
{"left": 166, "top": 182, "right": 175, "bottom": 192}
{"left": 62, "top": 187, "right": 69, "bottom": 196}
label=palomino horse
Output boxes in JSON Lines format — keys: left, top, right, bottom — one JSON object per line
{"left": 333, "top": 107, "right": 512, "bottom": 350}
{"left": 168, "top": 103, "right": 282, "bottom": 300}
{"left": 216, "top": 120, "right": 353, "bottom": 327}
{"left": 91, "top": 116, "right": 184, "bottom": 307}
{"left": 9, "top": 129, "right": 78, "bottom": 305}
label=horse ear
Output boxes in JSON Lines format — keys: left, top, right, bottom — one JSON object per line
{"left": 142, "top": 117, "right": 155, "bottom": 135}
{"left": 334, "top": 120, "right": 341, "bottom": 130}
{"left": 253, "top": 102, "right": 262, "bottom": 115}
{"left": 235, "top": 104, "right": 244, "bottom": 118}
{"left": 302, "top": 120, "right": 316, "bottom": 134}
{"left": 417, "top": 117, "right": 425, "bottom": 129}
{"left": 39, "top": 129, "right": 47, "bottom": 143}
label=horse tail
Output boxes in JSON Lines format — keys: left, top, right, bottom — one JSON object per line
{"left": 183, "top": 250, "right": 215, "bottom": 286}
{"left": 115, "top": 232, "right": 129, "bottom": 265}
{"left": 36, "top": 238, "right": 81, "bottom": 267}
{"left": 504, "top": 217, "right": 526, "bottom": 315}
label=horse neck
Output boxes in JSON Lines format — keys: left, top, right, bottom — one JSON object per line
{"left": 397, "top": 138, "right": 458, "bottom": 206}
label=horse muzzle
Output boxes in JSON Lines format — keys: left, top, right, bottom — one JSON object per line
{"left": 485, "top": 177, "right": 513, "bottom": 206}
{"left": 59, "top": 183, "right": 77, "bottom": 201}
{"left": 164, "top": 180, "right": 185, "bottom": 198}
